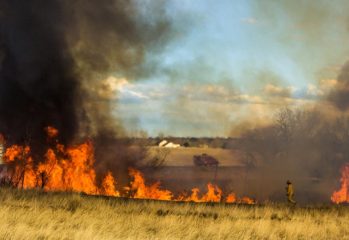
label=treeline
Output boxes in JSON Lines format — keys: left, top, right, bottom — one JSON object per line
{"left": 129, "top": 137, "right": 239, "bottom": 149}
{"left": 238, "top": 107, "right": 349, "bottom": 178}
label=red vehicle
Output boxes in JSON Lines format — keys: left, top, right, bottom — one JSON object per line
{"left": 193, "top": 154, "right": 219, "bottom": 167}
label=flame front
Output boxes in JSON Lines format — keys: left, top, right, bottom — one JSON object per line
{"left": 101, "top": 171, "right": 120, "bottom": 197}
{"left": 4, "top": 145, "right": 36, "bottom": 188}
{"left": 178, "top": 183, "right": 222, "bottom": 202}
{"left": 1, "top": 127, "right": 255, "bottom": 204}
{"left": 37, "top": 142, "right": 97, "bottom": 194}
{"left": 128, "top": 168, "right": 173, "bottom": 200}
{"left": 332, "top": 164, "right": 349, "bottom": 204}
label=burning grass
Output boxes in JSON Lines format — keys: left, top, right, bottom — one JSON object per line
{"left": 0, "top": 187, "right": 348, "bottom": 240}
{"left": 1, "top": 127, "right": 255, "bottom": 204}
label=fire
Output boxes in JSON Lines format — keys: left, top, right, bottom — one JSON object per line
{"left": 101, "top": 171, "right": 120, "bottom": 197}
{"left": 45, "top": 126, "right": 59, "bottom": 139}
{"left": 202, "top": 183, "right": 222, "bottom": 202}
{"left": 37, "top": 141, "right": 98, "bottom": 194}
{"left": 225, "top": 193, "right": 254, "bottom": 204}
{"left": 332, "top": 164, "right": 349, "bottom": 204}
{"left": 3, "top": 145, "right": 36, "bottom": 188}
{"left": 2, "top": 129, "right": 102, "bottom": 194}
{"left": 240, "top": 196, "right": 255, "bottom": 204}
{"left": 179, "top": 183, "right": 222, "bottom": 202}
{"left": 4, "top": 145, "right": 28, "bottom": 163}
{"left": 128, "top": 168, "right": 172, "bottom": 200}
{"left": 176, "top": 184, "right": 254, "bottom": 204}
{"left": 0, "top": 127, "right": 255, "bottom": 204}
{"left": 226, "top": 193, "right": 236, "bottom": 203}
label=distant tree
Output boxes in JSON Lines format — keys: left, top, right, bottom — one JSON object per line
{"left": 146, "top": 148, "right": 171, "bottom": 169}
{"left": 157, "top": 132, "right": 165, "bottom": 139}
{"left": 237, "top": 107, "right": 349, "bottom": 178}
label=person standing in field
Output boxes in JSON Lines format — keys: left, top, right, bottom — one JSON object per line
{"left": 286, "top": 180, "right": 296, "bottom": 204}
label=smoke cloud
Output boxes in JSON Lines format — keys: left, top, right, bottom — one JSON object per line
{"left": 0, "top": 1, "right": 173, "bottom": 155}
{"left": 328, "top": 62, "right": 349, "bottom": 111}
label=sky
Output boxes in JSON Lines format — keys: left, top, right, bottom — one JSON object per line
{"left": 108, "top": 0, "right": 349, "bottom": 137}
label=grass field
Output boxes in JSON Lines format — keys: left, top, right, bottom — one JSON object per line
{"left": 143, "top": 147, "right": 337, "bottom": 204}
{"left": 1, "top": 187, "right": 348, "bottom": 240}
{"left": 146, "top": 147, "right": 243, "bottom": 166}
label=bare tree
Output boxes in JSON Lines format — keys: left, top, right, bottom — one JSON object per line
{"left": 145, "top": 147, "right": 171, "bottom": 169}
{"left": 237, "top": 107, "right": 349, "bottom": 179}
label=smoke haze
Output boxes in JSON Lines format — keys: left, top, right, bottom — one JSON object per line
{"left": 0, "top": 0, "right": 173, "bottom": 155}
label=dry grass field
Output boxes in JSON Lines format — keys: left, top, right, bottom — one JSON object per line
{"left": 0, "top": 187, "right": 348, "bottom": 240}
{"left": 146, "top": 147, "right": 243, "bottom": 167}
{"left": 143, "top": 147, "right": 337, "bottom": 204}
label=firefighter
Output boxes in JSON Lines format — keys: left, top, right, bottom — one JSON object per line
{"left": 286, "top": 180, "right": 296, "bottom": 204}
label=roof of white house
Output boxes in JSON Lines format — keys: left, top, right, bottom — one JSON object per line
{"left": 163, "top": 142, "right": 180, "bottom": 148}
{"left": 158, "top": 140, "right": 168, "bottom": 147}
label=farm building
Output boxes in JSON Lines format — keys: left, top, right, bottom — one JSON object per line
{"left": 158, "top": 140, "right": 181, "bottom": 148}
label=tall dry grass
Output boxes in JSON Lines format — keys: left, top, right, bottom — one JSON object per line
{"left": 0, "top": 187, "right": 348, "bottom": 240}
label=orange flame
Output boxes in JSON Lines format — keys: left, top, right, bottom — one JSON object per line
{"left": 3, "top": 145, "right": 36, "bottom": 188}
{"left": 182, "top": 188, "right": 200, "bottom": 202}
{"left": 332, "top": 164, "right": 349, "bottom": 204}
{"left": 45, "top": 126, "right": 59, "bottom": 139}
{"left": 176, "top": 184, "right": 254, "bottom": 204}
{"left": 1, "top": 127, "right": 256, "bottom": 204}
{"left": 240, "top": 196, "right": 255, "bottom": 204}
{"left": 4, "top": 145, "right": 27, "bottom": 163}
{"left": 128, "top": 168, "right": 172, "bottom": 200}
{"left": 182, "top": 183, "right": 222, "bottom": 202}
{"left": 37, "top": 142, "right": 98, "bottom": 194}
{"left": 101, "top": 171, "right": 120, "bottom": 197}
{"left": 226, "top": 193, "right": 237, "bottom": 203}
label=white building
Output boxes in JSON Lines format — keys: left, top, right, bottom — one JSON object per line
{"left": 158, "top": 140, "right": 180, "bottom": 148}
{"left": 163, "top": 142, "right": 180, "bottom": 148}
{"left": 158, "top": 140, "right": 168, "bottom": 147}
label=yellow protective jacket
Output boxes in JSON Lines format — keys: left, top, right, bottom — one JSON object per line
{"left": 287, "top": 184, "right": 294, "bottom": 196}
{"left": 286, "top": 184, "right": 296, "bottom": 203}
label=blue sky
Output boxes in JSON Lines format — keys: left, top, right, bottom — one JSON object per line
{"left": 110, "top": 0, "right": 349, "bottom": 137}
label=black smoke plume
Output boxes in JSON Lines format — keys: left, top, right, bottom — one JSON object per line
{"left": 0, "top": 0, "right": 172, "bottom": 163}
{"left": 328, "top": 61, "right": 349, "bottom": 111}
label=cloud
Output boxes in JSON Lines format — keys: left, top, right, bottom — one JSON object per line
{"left": 264, "top": 83, "right": 295, "bottom": 97}
{"left": 320, "top": 79, "right": 338, "bottom": 88}
{"left": 241, "top": 17, "right": 258, "bottom": 25}
{"left": 306, "top": 84, "right": 324, "bottom": 97}
{"left": 97, "top": 76, "right": 150, "bottom": 101}
{"left": 303, "top": 79, "right": 337, "bottom": 99}
{"left": 117, "top": 81, "right": 315, "bottom": 107}
{"left": 178, "top": 83, "right": 264, "bottom": 104}
{"left": 97, "top": 76, "right": 129, "bottom": 100}
{"left": 124, "top": 89, "right": 149, "bottom": 100}
{"left": 116, "top": 80, "right": 334, "bottom": 136}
